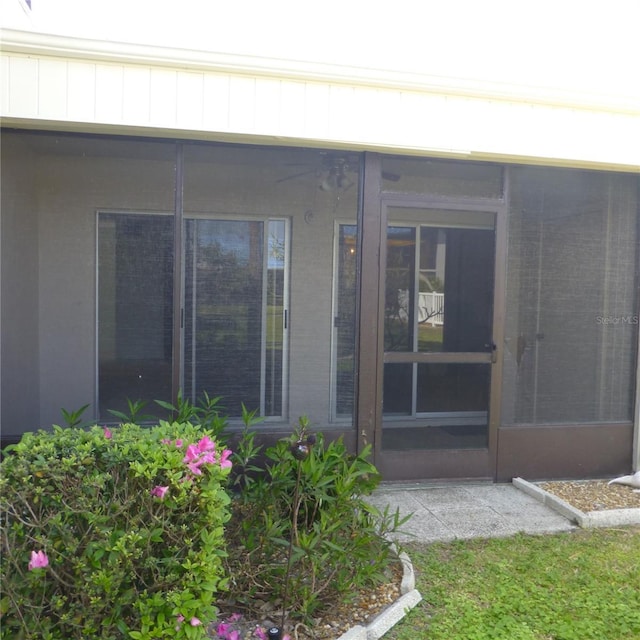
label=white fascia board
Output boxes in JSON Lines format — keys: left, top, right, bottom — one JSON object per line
{"left": 2, "top": 27, "right": 639, "bottom": 115}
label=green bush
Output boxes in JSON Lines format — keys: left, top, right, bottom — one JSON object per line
{"left": 225, "top": 418, "right": 407, "bottom": 621}
{"left": 0, "top": 422, "right": 232, "bottom": 640}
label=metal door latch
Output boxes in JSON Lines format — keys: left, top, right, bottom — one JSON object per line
{"left": 484, "top": 341, "right": 497, "bottom": 364}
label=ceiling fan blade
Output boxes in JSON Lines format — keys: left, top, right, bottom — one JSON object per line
{"left": 276, "top": 168, "right": 317, "bottom": 183}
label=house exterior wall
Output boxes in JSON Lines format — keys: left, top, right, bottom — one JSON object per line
{"left": 1, "top": 3, "right": 639, "bottom": 476}
{"left": 34, "top": 144, "right": 176, "bottom": 428}
{"left": 1, "top": 136, "right": 356, "bottom": 431}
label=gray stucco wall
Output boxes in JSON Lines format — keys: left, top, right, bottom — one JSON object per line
{"left": 2, "top": 134, "right": 354, "bottom": 434}
{"left": 1, "top": 135, "right": 40, "bottom": 436}
{"left": 35, "top": 142, "right": 176, "bottom": 427}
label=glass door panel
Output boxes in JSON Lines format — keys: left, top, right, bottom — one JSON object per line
{"left": 97, "top": 213, "right": 174, "bottom": 418}
{"left": 382, "top": 363, "right": 491, "bottom": 448}
{"left": 416, "top": 363, "right": 490, "bottom": 414}
{"left": 382, "top": 363, "right": 413, "bottom": 415}
{"left": 333, "top": 224, "right": 358, "bottom": 418}
{"left": 184, "top": 218, "right": 288, "bottom": 417}
{"left": 265, "top": 220, "right": 287, "bottom": 417}
{"left": 382, "top": 207, "right": 496, "bottom": 454}
{"left": 384, "top": 227, "right": 416, "bottom": 353}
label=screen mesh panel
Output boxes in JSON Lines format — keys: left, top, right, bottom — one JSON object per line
{"left": 503, "top": 168, "right": 638, "bottom": 424}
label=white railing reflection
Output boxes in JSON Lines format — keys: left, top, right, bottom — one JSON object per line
{"left": 397, "top": 290, "right": 444, "bottom": 326}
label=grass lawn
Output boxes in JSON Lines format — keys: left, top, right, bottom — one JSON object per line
{"left": 386, "top": 527, "right": 640, "bottom": 640}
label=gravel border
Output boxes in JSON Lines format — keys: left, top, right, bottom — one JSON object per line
{"left": 337, "top": 548, "right": 422, "bottom": 640}
{"left": 513, "top": 477, "right": 640, "bottom": 528}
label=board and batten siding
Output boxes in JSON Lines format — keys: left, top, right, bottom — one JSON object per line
{"left": 1, "top": 30, "right": 639, "bottom": 171}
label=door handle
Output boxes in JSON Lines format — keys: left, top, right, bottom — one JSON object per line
{"left": 484, "top": 341, "right": 497, "bottom": 364}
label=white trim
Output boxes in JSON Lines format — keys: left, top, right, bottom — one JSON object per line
{"left": 281, "top": 218, "right": 291, "bottom": 420}
{"left": 2, "top": 28, "right": 639, "bottom": 115}
{"left": 330, "top": 220, "right": 340, "bottom": 422}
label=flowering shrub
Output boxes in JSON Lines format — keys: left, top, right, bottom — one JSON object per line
{"left": 0, "top": 422, "right": 232, "bottom": 639}
{"left": 225, "top": 422, "right": 407, "bottom": 621}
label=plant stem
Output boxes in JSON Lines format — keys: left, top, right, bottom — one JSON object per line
{"left": 280, "top": 459, "right": 302, "bottom": 631}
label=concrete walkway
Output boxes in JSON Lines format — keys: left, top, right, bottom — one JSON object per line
{"left": 368, "top": 481, "right": 576, "bottom": 543}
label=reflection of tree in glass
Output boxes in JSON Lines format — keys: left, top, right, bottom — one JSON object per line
{"left": 384, "top": 239, "right": 414, "bottom": 352}
{"left": 269, "top": 230, "right": 285, "bottom": 263}
{"left": 197, "top": 242, "right": 262, "bottom": 303}
{"left": 421, "top": 273, "right": 444, "bottom": 293}
{"left": 336, "top": 227, "right": 357, "bottom": 414}
{"left": 267, "top": 230, "right": 285, "bottom": 306}
{"left": 194, "top": 236, "right": 263, "bottom": 411}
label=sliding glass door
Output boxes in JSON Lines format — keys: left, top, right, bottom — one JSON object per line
{"left": 183, "top": 218, "right": 288, "bottom": 417}
{"left": 98, "top": 212, "right": 289, "bottom": 420}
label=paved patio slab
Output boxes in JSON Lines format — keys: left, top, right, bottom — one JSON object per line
{"left": 368, "top": 481, "right": 575, "bottom": 544}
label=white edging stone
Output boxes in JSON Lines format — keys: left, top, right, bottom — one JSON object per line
{"left": 577, "top": 508, "right": 640, "bottom": 528}
{"left": 338, "top": 625, "right": 367, "bottom": 640}
{"left": 365, "top": 590, "right": 422, "bottom": 640}
{"left": 398, "top": 552, "right": 416, "bottom": 594}
{"left": 513, "top": 477, "right": 640, "bottom": 528}
{"left": 335, "top": 550, "right": 422, "bottom": 640}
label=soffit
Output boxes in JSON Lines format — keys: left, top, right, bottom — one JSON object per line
{"left": 2, "top": 28, "right": 639, "bottom": 115}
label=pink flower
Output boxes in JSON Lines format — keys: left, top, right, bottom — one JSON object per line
{"left": 177, "top": 615, "right": 185, "bottom": 623}
{"left": 183, "top": 444, "right": 200, "bottom": 464}
{"left": 186, "top": 462, "right": 203, "bottom": 476}
{"left": 182, "top": 436, "right": 221, "bottom": 476}
{"left": 103, "top": 427, "right": 113, "bottom": 439}
{"left": 161, "top": 438, "right": 172, "bottom": 445}
{"left": 219, "top": 449, "right": 233, "bottom": 469}
{"left": 197, "top": 435, "right": 215, "bottom": 453}
{"left": 202, "top": 451, "right": 216, "bottom": 464}
{"left": 228, "top": 631, "right": 240, "bottom": 640}
{"left": 28, "top": 550, "right": 49, "bottom": 570}
{"left": 150, "top": 485, "right": 169, "bottom": 499}
{"left": 175, "top": 439, "right": 183, "bottom": 448}
{"left": 254, "top": 627, "right": 267, "bottom": 640}
{"left": 229, "top": 613, "right": 242, "bottom": 623}
{"left": 190, "top": 616, "right": 202, "bottom": 626}
{"left": 216, "top": 622, "right": 230, "bottom": 636}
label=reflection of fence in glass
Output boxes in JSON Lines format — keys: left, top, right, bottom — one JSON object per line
{"left": 397, "top": 290, "right": 444, "bottom": 326}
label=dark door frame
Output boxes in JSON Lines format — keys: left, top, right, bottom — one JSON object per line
{"left": 355, "top": 153, "right": 508, "bottom": 480}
